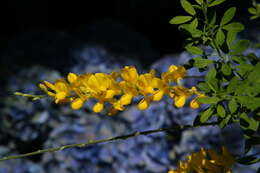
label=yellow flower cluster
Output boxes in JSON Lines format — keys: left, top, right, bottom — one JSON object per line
{"left": 39, "top": 65, "right": 204, "bottom": 115}
{"left": 168, "top": 147, "right": 235, "bottom": 173}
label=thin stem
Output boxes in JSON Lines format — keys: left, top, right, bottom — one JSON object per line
{"left": 249, "top": 151, "right": 260, "bottom": 158}
{"left": 212, "top": 38, "right": 226, "bottom": 62}
{"left": 236, "top": 151, "right": 260, "bottom": 163}
{"left": 201, "top": 2, "right": 226, "bottom": 62}
{"left": 0, "top": 122, "right": 218, "bottom": 162}
{"left": 185, "top": 75, "right": 205, "bottom": 79}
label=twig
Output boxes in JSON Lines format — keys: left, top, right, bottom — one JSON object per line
{"left": 185, "top": 75, "right": 205, "bottom": 79}
{"left": 0, "top": 122, "right": 218, "bottom": 161}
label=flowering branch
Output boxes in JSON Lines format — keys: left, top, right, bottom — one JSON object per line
{"left": 0, "top": 121, "right": 218, "bottom": 162}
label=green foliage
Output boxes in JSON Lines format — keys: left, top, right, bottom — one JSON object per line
{"left": 193, "top": 57, "right": 214, "bottom": 68}
{"left": 170, "top": 0, "right": 260, "bottom": 166}
{"left": 248, "top": 0, "right": 260, "bottom": 20}
{"left": 208, "top": 0, "right": 225, "bottom": 7}
{"left": 180, "top": 0, "right": 196, "bottom": 15}
{"left": 185, "top": 45, "right": 203, "bottom": 54}
{"left": 200, "top": 106, "right": 214, "bottom": 123}
{"left": 220, "top": 7, "right": 236, "bottom": 26}
{"left": 169, "top": 16, "right": 192, "bottom": 24}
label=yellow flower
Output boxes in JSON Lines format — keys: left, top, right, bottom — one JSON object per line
{"left": 121, "top": 66, "right": 139, "bottom": 83}
{"left": 150, "top": 77, "right": 168, "bottom": 102}
{"left": 119, "top": 81, "right": 138, "bottom": 106}
{"left": 77, "top": 73, "right": 120, "bottom": 112}
{"left": 93, "top": 101, "right": 104, "bottom": 113}
{"left": 162, "top": 65, "right": 186, "bottom": 83}
{"left": 137, "top": 73, "right": 156, "bottom": 95}
{"left": 208, "top": 147, "right": 235, "bottom": 170}
{"left": 137, "top": 97, "right": 152, "bottom": 110}
{"left": 67, "top": 72, "right": 78, "bottom": 84}
{"left": 169, "top": 147, "right": 234, "bottom": 173}
{"left": 39, "top": 79, "right": 71, "bottom": 104}
{"left": 36, "top": 64, "right": 201, "bottom": 114}
{"left": 172, "top": 86, "right": 191, "bottom": 108}
{"left": 189, "top": 86, "right": 206, "bottom": 109}
{"left": 152, "top": 90, "right": 164, "bottom": 101}
{"left": 71, "top": 98, "right": 84, "bottom": 110}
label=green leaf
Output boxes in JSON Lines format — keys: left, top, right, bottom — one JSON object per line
{"left": 194, "top": 0, "right": 203, "bottom": 5}
{"left": 245, "top": 62, "right": 260, "bottom": 96}
{"left": 228, "top": 99, "right": 238, "bottom": 114}
{"left": 237, "top": 63, "right": 254, "bottom": 76}
{"left": 190, "top": 18, "right": 198, "bottom": 29}
{"left": 237, "top": 96, "right": 260, "bottom": 111}
{"left": 209, "top": 11, "right": 217, "bottom": 26}
{"left": 226, "top": 31, "right": 237, "bottom": 47}
{"left": 209, "top": 0, "right": 226, "bottom": 7}
{"left": 230, "top": 40, "right": 249, "bottom": 54}
{"left": 248, "top": 62, "right": 260, "bottom": 81}
{"left": 197, "top": 96, "right": 220, "bottom": 104}
{"left": 200, "top": 107, "right": 214, "bottom": 123}
{"left": 255, "top": 43, "right": 260, "bottom": 48}
{"left": 231, "top": 55, "right": 244, "bottom": 64}
{"left": 193, "top": 57, "right": 214, "bottom": 68}
{"left": 250, "top": 15, "right": 260, "bottom": 20}
{"left": 237, "top": 155, "right": 260, "bottom": 165}
{"left": 217, "top": 104, "right": 226, "bottom": 118}
{"left": 169, "top": 16, "right": 193, "bottom": 24}
{"left": 193, "top": 5, "right": 202, "bottom": 10}
{"left": 206, "top": 67, "right": 216, "bottom": 81}
{"left": 227, "top": 76, "right": 240, "bottom": 93}
{"left": 222, "top": 22, "right": 245, "bottom": 32}
{"left": 179, "top": 24, "right": 203, "bottom": 37}
{"left": 206, "top": 68, "right": 219, "bottom": 92}
{"left": 220, "top": 7, "right": 236, "bottom": 26}
{"left": 221, "top": 63, "right": 232, "bottom": 75}
{"left": 198, "top": 82, "right": 211, "bottom": 92}
{"left": 181, "top": 0, "right": 196, "bottom": 15}
{"left": 185, "top": 45, "right": 203, "bottom": 55}
{"left": 219, "top": 114, "right": 231, "bottom": 128}
{"left": 216, "top": 29, "right": 225, "bottom": 46}
{"left": 244, "top": 137, "right": 260, "bottom": 154}
{"left": 247, "top": 53, "right": 259, "bottom": 63}
{"left": 248, "top": 7, "right": 257, "bottom": 15}
{"left": 240, "top": 113, "right": 259, "bottom": 132}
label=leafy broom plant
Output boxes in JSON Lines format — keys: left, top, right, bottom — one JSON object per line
{"left": 169, "top": 0, "right": 260, "bottom": 170}
{"left": 1, "top": 0, "right": 260, "bottom": 172}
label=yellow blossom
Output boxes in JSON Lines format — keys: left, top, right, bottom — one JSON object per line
{"left": 71, "top": 98, "right": 84, "bottom": 110}
{"left": 168, "top": 147, "right": 235, "bottom": 173}
{"left": 121, "top": 66, "right": 139, "bottom": 83}
{"left": 93, "top": 101, "right": 105, "bottom": 113}
{"left": 189, "top": 86, "right": 206, "bottom": 109}
{"left": 39, "top": 79, "right": 71, "bottom": 104}
{"left": 137, "top": 73, "right": 157, "bottom": 95}
{"left": 119, "top": 81, "right": 138, "bottom": 106}
{"left": 137, "top": 97, "right": 152, "bottom": 110}
{"left": 162, "top": 65, "right": 186, "bottom": 83}
{"left": 172, "top": 86, "right": 191, "bottom": 108}
{"left": 35, "top": 64, "right": 204, "bottom": 114}
{"left": 67, "top": 72, "right": 78, "bottom": 83}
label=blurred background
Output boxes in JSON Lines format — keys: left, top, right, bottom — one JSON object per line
{"left": 0, "top": 0, "right": 259, "bottom": 172}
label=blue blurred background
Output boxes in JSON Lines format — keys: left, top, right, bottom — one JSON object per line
{"left": 0, "top": 0, "right": 259, "bottom": 172}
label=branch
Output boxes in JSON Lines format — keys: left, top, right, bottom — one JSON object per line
{"left": 0, "top": 122, "right": 218, "bottom": 161}
{"left": 185, "top": 75, "right": 205, "bottom": 79}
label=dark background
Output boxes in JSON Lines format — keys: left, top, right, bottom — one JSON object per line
{"left": 0, "top": 1, "right": 257, "bottom": 53}
{"left": 0, "top": 0, "right": 258, "bottom": 85}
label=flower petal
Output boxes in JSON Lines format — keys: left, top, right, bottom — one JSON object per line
{"left": 174, "top": 95, "right": 186, "bottom": 108}
{"left": 93, "top": 102, "right": 104, "bottom": 113}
